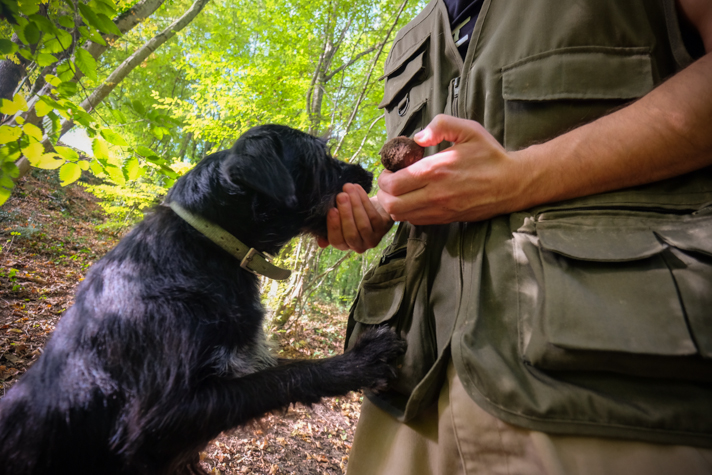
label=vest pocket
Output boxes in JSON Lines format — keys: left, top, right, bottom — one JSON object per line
{"left": 378, "top": 35, "right": 431, "bottom": 139}
{"left": 516, "top": 209, "right": 712, "bottom": 382}
{"left": 346, "top": 234, "right": 433, "bottom": 401}
{"left": 501, "top": 47, "right": 654, "bottom": 150}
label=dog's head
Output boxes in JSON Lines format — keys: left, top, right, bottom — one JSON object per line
{"left": 167, "top": 124, "right": 373, "bottom": 254}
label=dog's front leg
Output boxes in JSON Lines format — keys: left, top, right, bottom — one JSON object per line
{"left": 227, "top": 326, "right": 402, "bottom": 422}
{"left": 139, "top": 327, "right": 402, "bottom": 460}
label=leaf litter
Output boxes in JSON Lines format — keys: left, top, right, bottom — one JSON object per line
{"left": 1, "top": 172, "right": 364, "bottom": 474}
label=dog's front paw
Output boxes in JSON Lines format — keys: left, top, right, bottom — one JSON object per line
{"left": 347, "top": 326, "right": 406, "bottom": 392}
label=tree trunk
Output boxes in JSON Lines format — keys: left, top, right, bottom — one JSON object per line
{"left": 0, "top": 57, "right": 25, "bottom": 101}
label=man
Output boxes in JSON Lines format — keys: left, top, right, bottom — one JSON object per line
{"left": 318, "top": 0, "right": 712, "bottom": 473}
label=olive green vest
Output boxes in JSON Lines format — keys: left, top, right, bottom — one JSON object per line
{"left": 346, "top": 0, "right": 712, "bottom": 447}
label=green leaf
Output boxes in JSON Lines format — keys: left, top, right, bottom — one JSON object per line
{"left": 0, "top": 185, "right": 11, "bottom": 206}
{"left": 78, "top": 4, "right": 120, "bottom": 37}
{"left": 77, "top": 160, "right": 89, "bottom": 171}
{"left": 56, "top": 60, "right": 75, "bottom": 82}
{"left": 55, "top": 146, "right": 79, "bottom": 162}
{"left": 17, "top": 48, "right": 33, "bottom": 61}
{"left": 159, "top": 165, "right": 178, "bottom": 179}
{"left": 89, "top": 0, "right": 117, "bottom": 17}
{"left": 110, "top": 108, "right": 126, "bottom": 123}
{"left": 0, "top": 39, "right": 18, "bottom": 55}
{"left": 77, "top": 3, "right": 105, "bottom": 35}
{"left": 92, "top": 138, "right": 109, "bottom": 160}
{"left": 44, "top": 74, "right": 62, "bottom": 87}
{"left": 72, "top": 109, "right": 94, "bottom": 128}
{"left": 105, "top": 164, "right": 125, "bottom": 184}
{"left": 89, "top": 159, "right": 105, "bottom": 175}
{"left": 136, "top": 145, "right": 159, "bottom": 158}
{"left": 0, "top": 94, "right": 28, "bottom": 115}
{"left": 36, "top": 52, "right": 58, "bottom": 67}
{"left": 28, "top": 14, "right": 56, "bottom": 34}
{"left": 2, "top": 161, "right": 20, "bottom": 178}
{"left": 151, "top": 126, "right": 164, "bottom": 140}
{"left": 0, "top": 174, "right": 14, "bottom": 188}
{"left": 21, "top": 142, "right": 45, "bottom": 162}
{"left": 75, "top": 48, "right": 97, "bottom": 81}
{"left": 33, "top": 153, "right": 64, "bottom": 169}
{"left": 131, "top": 100, "right": 145, "bottom": 116}
{"left": 24, "top": 22, "right": 40, "bottom": 44}
{"left": 79, "top": 26, "right": 107, "bottom": 46}
{"left": 22, "top": 123, "right": 43, "bottom": 141}
{"left": 35, "top": 99, "right": 53, "bottom": 117}
{"left": 44, "top": 29, "right": 73, "bottom": 53}
{"left": 59, "top": 162, "right": 82, "bottom": 186}
{"left": 11, "top": 16, "right": 28, "bottom": 44}
{"left": 43, "top": 111, "right": 62, "bottom": 143}
{"left": 0, "top": 142, "right": 21, "bottom": 161}
{"left": 56, "top": 81, "right": 78, "bottom": 98}
{"left": 100, "top": 129, "right": 128, "bottom": 147}
{"left": 0, "top": 125, "right": 22, "bottom": 144}
{"left": 125, "top": 157, "right": 140, "bottom": 180}
{"left": 57, "top": 15, "right": 75, "bottom": 29}
{"left": 18, "top": 0, "right": 39, "bottom": 16}
{"left": 95, "top": 13, "right": 121, "bottom": 36}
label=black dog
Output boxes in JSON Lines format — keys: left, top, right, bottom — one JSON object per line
{"left": 0, "top": 125, "right": 403, "bottom": 475}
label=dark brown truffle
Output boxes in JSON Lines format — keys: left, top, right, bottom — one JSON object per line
{"left": 379, "top": 136, "right": 424, "bottom": 172}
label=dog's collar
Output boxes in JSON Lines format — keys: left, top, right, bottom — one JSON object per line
{"left": 167, "top": 201, "right": 292, "bottom": 281}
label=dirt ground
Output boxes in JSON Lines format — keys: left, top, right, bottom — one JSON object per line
{"left": 0, "top": 171, "right": 363, "bottom": 474}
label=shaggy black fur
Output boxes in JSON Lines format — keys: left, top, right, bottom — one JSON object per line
{"left": 0, "top": 125, "right": 404, "bottom": 475}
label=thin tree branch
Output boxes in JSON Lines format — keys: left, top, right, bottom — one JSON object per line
{"left": 332, "top": 0, "right": 409, "bottom": 156}
{"left": 348, "top": 113, "right": 385, "bottom": 163}
{"left": 324, "top": 43, "right": 381, "bottom": 82}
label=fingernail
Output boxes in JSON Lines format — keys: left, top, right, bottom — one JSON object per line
{"left": 414, "top": 130, "right": 425, "bottom": 141}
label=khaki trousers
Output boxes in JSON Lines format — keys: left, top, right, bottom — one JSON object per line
{"left": 347, "top": 362, "right": 712, "bottom": 475}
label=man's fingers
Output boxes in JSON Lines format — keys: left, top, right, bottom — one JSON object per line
{"left": 336, "top": 192, "right": 366, "bottom": 252}
{"left": 345, "top": 184, "right": 375, "bottom": 237}
{"left": 326, "top": 206, "right": 349, "bottom": 251}
{"left": 414, "top": 114, "right": 484, "bottom": 148}
{"left": 377, "top": 187, "right": 431, "bottom": 218}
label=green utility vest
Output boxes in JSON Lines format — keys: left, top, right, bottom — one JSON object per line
{"left": 346, "top": 0, "right": 712, "bottom": 448}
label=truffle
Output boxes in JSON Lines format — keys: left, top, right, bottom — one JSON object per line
{"left": 379, "top": 136, "right": 424, "bottom": 172}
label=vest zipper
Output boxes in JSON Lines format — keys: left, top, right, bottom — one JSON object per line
{"left": 452, "top": 76, "right": 460, "bottom": 118}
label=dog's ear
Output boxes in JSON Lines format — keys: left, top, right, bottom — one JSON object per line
{"left": 221, "top": 139, "right": 297, "bottom": 208}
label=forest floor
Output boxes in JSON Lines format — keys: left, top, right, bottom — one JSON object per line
{"left": 0, "top": 172, "right": 363, "bottom": 475}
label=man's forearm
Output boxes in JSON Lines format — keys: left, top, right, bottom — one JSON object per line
{"left": 517, "top": 53, "right": 712, "bottom": 209}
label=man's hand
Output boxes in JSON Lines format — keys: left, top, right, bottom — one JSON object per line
{"left": 377, "top": 115, "right": 533, "bottom": 225}
{"left": 316, "top": 183, "right": 394, "bottom": 253}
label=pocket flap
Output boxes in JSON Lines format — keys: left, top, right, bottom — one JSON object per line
{"left": 380, "top": 33, "right": 430, "bottom": 80}
{"left": 378, "top": 51, "right": 426, "bottom": 109}
{"left": 353, "top": 258, "right": 406, "bottom": 325}
{"left": 655, "top": 219, "right": 712, "bottom": 257}
{"left": 502, "top": 47, "right": 654, "bottom": 101}
{"left": 537, "top": 220, "right": 665, "bottom": 261}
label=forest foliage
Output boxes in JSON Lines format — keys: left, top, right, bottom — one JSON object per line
{"left": 0, "top": 0, "right": 422, "bottom": 324}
